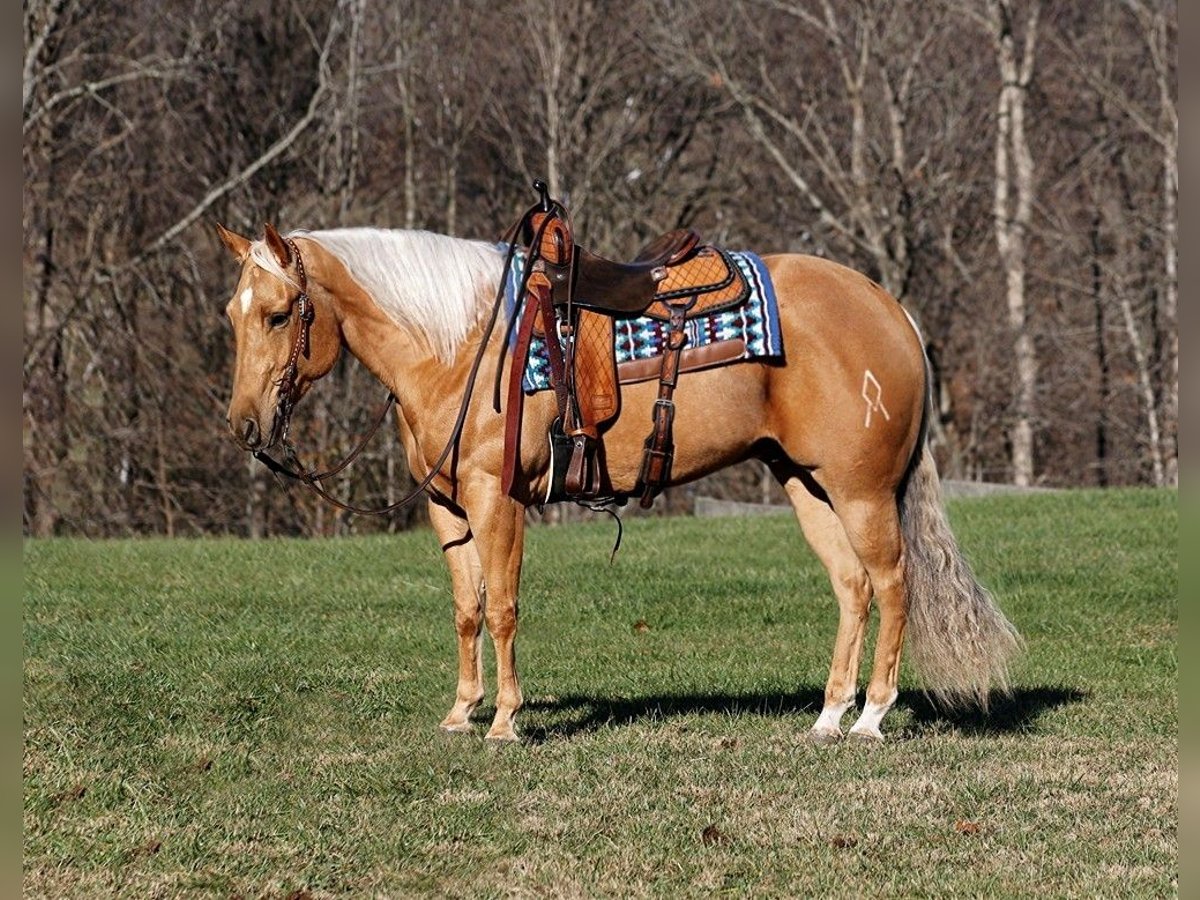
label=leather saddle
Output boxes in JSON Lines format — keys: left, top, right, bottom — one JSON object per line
{"left": 571, "top": 229, "right": 700, "bottom": 313}
{"left": 502, "top": 184, "right": 750, "bottom": 508}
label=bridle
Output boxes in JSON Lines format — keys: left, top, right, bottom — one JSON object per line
{"left": 248, "top": 205, "right": 550, "bottom": 516}
{"left": 270, "top": 237, "right": 318, "bottom": 446}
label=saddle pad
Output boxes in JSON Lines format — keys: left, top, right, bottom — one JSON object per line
{"left": 502, "top": 248, "right": 783, "bottom": 394}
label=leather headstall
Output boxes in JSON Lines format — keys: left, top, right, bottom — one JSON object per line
{"left": 272, "top": 237, "right": 316, "bottom": 445}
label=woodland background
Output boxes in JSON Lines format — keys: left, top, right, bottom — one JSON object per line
{"left": 22, "top": 0, "right": 1178, "bottom": 537}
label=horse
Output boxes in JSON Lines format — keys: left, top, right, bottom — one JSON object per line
{"left": 216, "top": 219, "right": 1020, "bottom": 743}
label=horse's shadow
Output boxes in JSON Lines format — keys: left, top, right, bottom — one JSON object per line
{"left": 518, "top": 684, "right": 1085, "bottom": 743}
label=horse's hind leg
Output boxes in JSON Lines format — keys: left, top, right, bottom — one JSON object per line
{"left": 777, "top": 469, "right": 872, "bottom": 743}
{"left": 831, "top": 493, "right": 908, "bottom": 741}
{"left": 429, "top": 499, "right": 486, "bottom": 733}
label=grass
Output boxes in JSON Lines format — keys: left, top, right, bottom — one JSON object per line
{"left": 24, "top": 489, "right": 1176, "bottom": 898}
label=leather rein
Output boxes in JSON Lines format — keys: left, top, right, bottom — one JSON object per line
{"left": 251, "top": 208, "right": 552, "bottom": 516}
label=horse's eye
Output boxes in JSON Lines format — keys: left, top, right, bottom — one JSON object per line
{"left": 267, "top": 311, "right": 290, "bottom": 329}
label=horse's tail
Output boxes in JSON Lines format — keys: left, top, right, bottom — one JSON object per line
{"left": 898, "top": 360, "right": 1022, "bottom": 708}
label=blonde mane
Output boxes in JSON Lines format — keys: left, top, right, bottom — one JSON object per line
{"left": 248, "top": 228, "right": 503, "bottom": 361}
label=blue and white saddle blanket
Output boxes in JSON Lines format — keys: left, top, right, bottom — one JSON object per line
{"left": 501, "top": 247, "right": 783, "bottom": 393}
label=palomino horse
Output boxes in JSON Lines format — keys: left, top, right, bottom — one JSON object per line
{"left": 217, "top": 221, "right": 1020, "bottom": 742}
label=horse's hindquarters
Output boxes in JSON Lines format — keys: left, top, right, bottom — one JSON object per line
{"left": 757, "top": 254, "right": 927, "bottom": 495}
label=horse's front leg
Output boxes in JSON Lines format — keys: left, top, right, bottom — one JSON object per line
{"left": 429, "top": 498, "right": 486, "bottom": 733}
{"left": 464, "top": 480, "right": 526, "bottom": 742}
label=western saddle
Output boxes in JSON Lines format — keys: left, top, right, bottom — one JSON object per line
{"left": 501, "top": 182, "right": 749, "bottom": 508}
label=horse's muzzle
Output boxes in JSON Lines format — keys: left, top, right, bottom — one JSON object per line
{"left": 229, "top": 415, "right": 263, "bottom": 450}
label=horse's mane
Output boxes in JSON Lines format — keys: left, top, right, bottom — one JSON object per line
{"left": 250, "top": 228, "right": 502, "bottom": 362}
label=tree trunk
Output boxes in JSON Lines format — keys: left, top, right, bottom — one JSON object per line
{"left": 539, "top": 12, "right": 565, "bottom": 199}
{"left": 246, "top": 454, "right": 265, "bottom": 539}
{"left": 29, "top": 220, "right": 63, "bottom": 537}
{"left": 989, "top": 0, "right": 1040, "bottom": 486}
{"left": 1159, "top": 69, "right": 1178, "bottom": 485}
{"left": 395, "top": 30, "right": 417, "bottom": 231}
{"left": 1090, "top": 209, "right": 1109, "bottom": 488}
{"left": 445, "top": 157, "right": 458, "bottom": 236}
{"left": 1117, "top": 286, "right": 1166, "bottom": 486}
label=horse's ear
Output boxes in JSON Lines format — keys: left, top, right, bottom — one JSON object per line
{"left": 263, "top": 222, "right": 291, "bottom": 268}
{"left": 215, "top": 223, "right": 251, "bottom": 262}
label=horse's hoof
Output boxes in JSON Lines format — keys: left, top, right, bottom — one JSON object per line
{"left": 847, "top": 727, "right": 884, "bottom": 743}
{"left": 484, "top": 728, "right": 520, "bottom": 744}
{"left": 439, "top": 720, "right": 474, "bottom": 735}
{"left": 808, "top": 727, "right": 843, "bottom": 746}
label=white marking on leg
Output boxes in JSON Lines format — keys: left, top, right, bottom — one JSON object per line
{"left": 239, "top": 286, "right": 254, "bottom": 315}
{"left": 861, "top": 369, "right": 890, "bottom": 429}
{"left": 811, "top": 697, "right": 855, "bottom": 737}
{"left": 848, "top": 690, "right": 897, "bottom": 740}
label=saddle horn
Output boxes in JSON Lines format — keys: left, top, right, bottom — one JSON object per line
{"left": 532, "top": 179, "right": 550, "bottom": 212}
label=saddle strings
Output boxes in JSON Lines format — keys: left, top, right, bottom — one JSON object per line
{"left": 573, "top": 498, "right": 624, "bottom": 564}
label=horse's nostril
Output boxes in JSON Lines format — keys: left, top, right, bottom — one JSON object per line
{"left": 241, "top": 418, "right": 260, "bottom": 448}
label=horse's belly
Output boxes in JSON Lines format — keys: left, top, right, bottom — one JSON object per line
{"left": 600, "top": 361, "right": 772, "bottom": 491}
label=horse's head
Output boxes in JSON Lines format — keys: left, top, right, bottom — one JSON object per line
{"left": 218, "top": 223, "right": 342, "bottom": 450}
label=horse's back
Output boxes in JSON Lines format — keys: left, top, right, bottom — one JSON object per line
{"left": 526, "top": 253, "right": 928, "bottom": 498}
{"left": 761, "top": 253, "right": 926, "bottom": 490}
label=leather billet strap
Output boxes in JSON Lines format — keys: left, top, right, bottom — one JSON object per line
{"left": 637, "top": 298, "right": 695, "bottom": 508}
{"left": 501, "top": 294, "right": 540, "bottom": 497}
{"left": 534, "top": 273, "right": 569, "bottom": 419}
{"left": 492, "top": 195, "right": 570, "bottom": 411}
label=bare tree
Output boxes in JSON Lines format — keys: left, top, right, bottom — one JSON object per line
{"left": 984, "top": 0, "right": 1041, "bottom": 486}
{"left": 1053, "top": 0, "right": 1176, "bottom": 485}
{"left": 21, "top": 0, "right": 1178, "bottom": 536}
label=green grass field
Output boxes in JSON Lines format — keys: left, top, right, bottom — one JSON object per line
{"left": 24, "top": 489, "right": 1177, "bottom": 898}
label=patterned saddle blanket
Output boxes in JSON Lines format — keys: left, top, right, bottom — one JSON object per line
{"left": 502, "top": 248, "right": 783, "bottom": 392}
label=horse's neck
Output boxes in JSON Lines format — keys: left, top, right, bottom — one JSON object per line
{"left": 306, "top": 240, "right": 490, "bottom": 424}
{"left": 335, "top": 291, "right": 471, "bottom": 405}
{"left": 336, "top": 294, "right": 499, "bottom": 476}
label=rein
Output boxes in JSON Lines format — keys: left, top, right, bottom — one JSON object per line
{"left": 251, "top": 208, "right": 546, "bottom": 516}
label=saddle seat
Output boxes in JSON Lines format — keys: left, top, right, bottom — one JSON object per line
{"left": 534, "top": 240, "right": 749, "bottom": 338}
{"left": 572, "top": 229, "right": 701, "bottom": 314}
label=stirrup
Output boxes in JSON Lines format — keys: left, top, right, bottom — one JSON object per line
{"left": 565, "top": 431, "right": 600, "bottom": 499}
